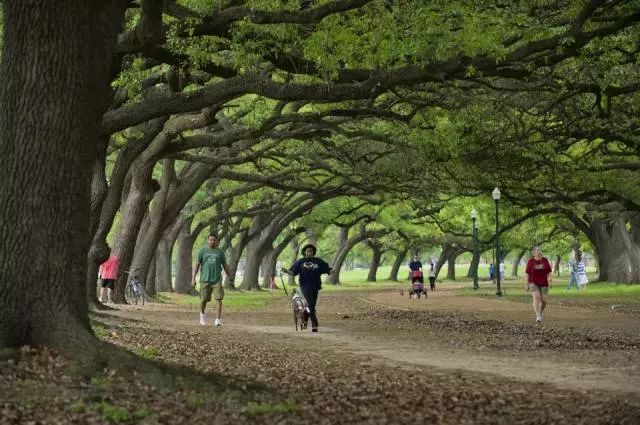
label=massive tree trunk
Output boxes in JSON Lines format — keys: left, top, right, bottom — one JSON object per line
{"left": 288, "top": 236, "right": 301, "bottom": 286}
{"left": 87, "top": 136, "right": 112, "bottom": 308}
{"left": 434, "top": 243, "right": 455, "bottom": 279}
{"left": 388, "top": 248, "right": 408, "bottom": 281}
{"left": 155, "top": 237, "right": 173, "bottom": 292}
{"left": 328, "top": 229, "right": 388, "bottom": 284}
{"left": 130, "top": 162, "right": 215, "bottom": 289}
{"left": 366, "top": 240, "right": 383, "bottom": 282}
{"left": 240, "top": 213, "right": 270, "bottom": 290}
{"left": 86, "top": 119, "right": 165, "bottom": 306}
{"left": 327, "top": 227, "right": 349, "bottom": 284}
{"left": 145, "top": 256, "right": 157, "bottom": 297}
{"left": 446, "top": 251, "right": 458, "bottom": 280}
{"left": 110, "top": 161, "right": 158, "bottom": 303}
{"left": 224, "top": 229, "right": 249, "bottom": 290}
{"left": 242, "top": 241, "right": 267, "bottom": 290}
{"left": 175, "top": 217, "right": 198, "bottom": 294}
{"left": 511, "top": 248, "right": 526, "bottom": 277}
{"left": 260, "top": 246, "right": 275, "bottom": 288}
{"left": 0, "top": 1, "right": 126, "bottom": 348}
{"left": 629, "top": 216, "right": 640, "bottom": 282}
{"left": 128, "top": 159, "right": 175, "bottom": 291}
{"left": 466, "top": 249, "right": 481, "bottom": 279}
{"left": 591, "top": 219, "right": 630, "bottom": 283}
{"left": 240, "top": 195, "right": 329, "bottom": 290}
{"left": 261, "top": 229, "right": 305, "bottom": 288}
{"left": 612, "top": 214, "right": 640, "bottom": 283}
{"left": 112, "top": 110, "right": 218, "bottom": 301}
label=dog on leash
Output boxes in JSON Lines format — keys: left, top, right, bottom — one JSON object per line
{"left": 291, "top": 289, "right": 310, "bottom": 331}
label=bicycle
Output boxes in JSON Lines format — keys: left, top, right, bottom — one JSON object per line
{"left": 123, "top": 269, "right": 146, "bottom": 306}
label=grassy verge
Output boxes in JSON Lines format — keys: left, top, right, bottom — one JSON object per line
{"left": 458, "top": 277, "right": 640, "bottom": 310}
{"left": 156, "top": 290, "right": 276, "bottom": 310}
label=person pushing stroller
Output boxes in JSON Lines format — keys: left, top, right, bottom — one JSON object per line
{"left": 408, "top": 255, "right": 427, "bottom": 299}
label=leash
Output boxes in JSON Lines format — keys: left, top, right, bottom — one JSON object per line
{"left": 279, "top": 273, "right": 289, "bottom": 296}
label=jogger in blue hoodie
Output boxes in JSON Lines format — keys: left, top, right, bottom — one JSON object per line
{"left": 284, "top": 244, "right": 332, "bottom": 332}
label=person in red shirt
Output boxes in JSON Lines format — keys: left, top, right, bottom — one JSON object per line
{"left": 98, "top": 253, "right": 120, "bottom": 304}
{"left": 525, "top": 246, "right": 553, "bottom": 324}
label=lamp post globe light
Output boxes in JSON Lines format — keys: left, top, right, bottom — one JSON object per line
{"left": 470, "top": 208, "right": 478, "bottom": 290}
{"left": 492, "top": 187, "right": 502, "bottom": 297}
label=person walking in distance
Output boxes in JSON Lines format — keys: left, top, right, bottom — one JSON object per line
{"left": 577, "top": 252, "right": 589, "bottom": 290}
{"left": 567, "top": 251, "right": 580, "bottom": 291}
{"left": 428, "top": 262, "right": 436, "bottom": 291}
{"left": 408, "top": 255, "right": 424, "bottom": 285}
{"left": 525, "top": 246, "right": 553, "bottom": 324}
{"left": 489, "top": 263, "right": 495, "bottom": 284}
{"left": 283, "top": 244, "right": 332, "bottom": 333}
{"left": 192, "top": 233, "right": 231, "bottom": 326}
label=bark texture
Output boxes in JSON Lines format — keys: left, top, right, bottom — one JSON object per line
{"left": 0, "top": 1, "right": 126, "bottom": 348}
{"left": 366, "top": 239, "right": 383, "bottom": 282}
{"left": 388, "top": 248, "right": 408, "bottom": 281}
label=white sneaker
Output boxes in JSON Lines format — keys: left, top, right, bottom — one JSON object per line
{"left": 214, "top": 318, "right": 222, "bottom": 327}
{"left": 98, "top": 297, "right": 103, "bottom": 303}
{"left": 199, "top": 313, "right": 206, "bottom": 326}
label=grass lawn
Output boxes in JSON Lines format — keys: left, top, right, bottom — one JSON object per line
{"left": 158, "top": 264, "right": 639, "bottom": 308}
{"left": 458, "top": 276, "right": 640, "bottom": 310}
{"left": 156, "top": 290, "right": 276, "bottom": 310}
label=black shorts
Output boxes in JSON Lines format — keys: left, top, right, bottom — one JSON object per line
{"left": 101, "top": 279, "right": 115, "bottom": 289}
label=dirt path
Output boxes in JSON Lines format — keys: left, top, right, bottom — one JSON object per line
{"left": 368, "top": 287, "right": 640, "bottom": 334}
{"left": 107, "top": 289, "right": 640, "bottom": 397}
{"left": 6, "top": 289, "right": 639, "bottom": 424}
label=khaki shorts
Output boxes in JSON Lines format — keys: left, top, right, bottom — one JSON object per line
{"left": 201, "top": 282, "right": 224, "bottom": 302}
{"left": 528, "top": 284, "right": 549, "bottom": 295}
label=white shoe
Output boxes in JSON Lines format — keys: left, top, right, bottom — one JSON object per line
{"left": 98, "top": 297, "right": 103, "bottom": 303}
{"left": 214, "top": 318, "right": 222, "bottom": 327}
{"left": 199, "top": 313, "right": 206, "bottom": 326}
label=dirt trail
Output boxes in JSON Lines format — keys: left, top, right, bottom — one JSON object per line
{"left": 108, "top": 289, "right": 640, "bottom": 397}
{"left": 368, "top": 288, "right": 640, "bottom": 334}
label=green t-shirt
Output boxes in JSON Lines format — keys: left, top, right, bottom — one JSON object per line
{"left": 197, "top": 248, "right": 226, "bottom": 283}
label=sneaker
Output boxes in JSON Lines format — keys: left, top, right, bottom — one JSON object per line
{"left": 199, "top": 313, "right": 206, "bottom": 326}
{"left": 214, "top": 318, "right": 222, "bottom": 327}
{"left": 536, "top": 317, "right": 543, "bottom": 324}
{"left": 98, "top": 297, "right": 103, "bottom": 303}
{"left": 311, "top": 328, "right": 318, "bottom": 333}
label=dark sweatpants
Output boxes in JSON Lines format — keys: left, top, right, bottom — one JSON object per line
{"left": 300, "top": 285, "right": 319, "bottom": 329}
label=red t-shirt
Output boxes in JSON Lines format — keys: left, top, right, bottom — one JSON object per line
{"left": 99, "top": 255, "right": 120, "bottom": 280}
{"left": 525, "top": 257, "right": 552, "bottom": 286}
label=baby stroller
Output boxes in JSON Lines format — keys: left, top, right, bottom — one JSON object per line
{"left": 409, "top": 270, "right": 428, "bottom": 299}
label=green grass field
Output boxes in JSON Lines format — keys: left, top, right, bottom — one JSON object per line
{"left": 157, "top": 290, "right": 276, "bottom": 310}
{"left": 159, "top": 263, "right": 640, "bottom": 307}
{"left": 458, "top": 275, "right": 640, "bottom": 309}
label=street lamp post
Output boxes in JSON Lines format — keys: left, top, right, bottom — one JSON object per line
{"left": 471, "top": 208, "right": 478, "bottom": 290}
{"left": 492, "top": 187, "right": 502, "bottom": 297}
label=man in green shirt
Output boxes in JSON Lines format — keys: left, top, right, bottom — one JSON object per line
{"left": 192, "top": 233, "right": 231, "bottom": 326}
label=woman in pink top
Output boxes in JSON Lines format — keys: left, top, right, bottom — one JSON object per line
{"left": 525, "top": 246, "right": 552, "bottom": 324}
{"left": 98, "top": 254, "right": 120, "bottom": 304}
